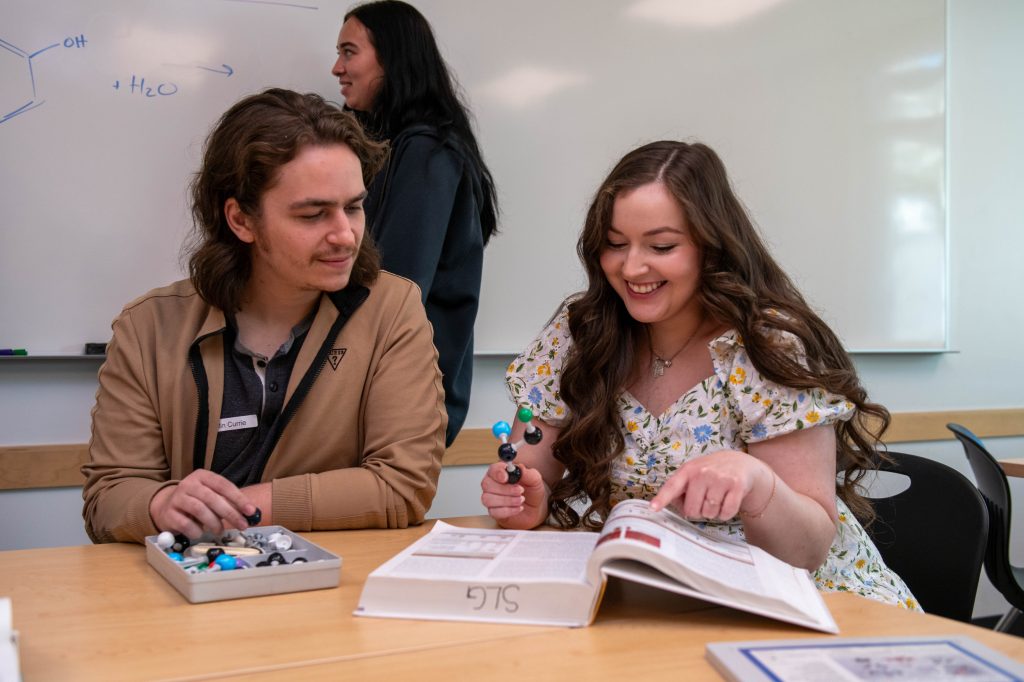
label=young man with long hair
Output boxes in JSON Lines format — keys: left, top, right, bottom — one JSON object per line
{"left": 83, "top": 89, "right": 446, "bottom": 543}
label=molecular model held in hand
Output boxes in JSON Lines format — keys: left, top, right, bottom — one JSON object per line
{"left": 491, "top": 407, "right": 543, "bottom": 485}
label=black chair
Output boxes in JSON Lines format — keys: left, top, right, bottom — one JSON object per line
{"left": 859, "top": 450, "right": 988, "bottom": 622}
{"left": 948, "top": 422, "right": 1024, "bottom": 631}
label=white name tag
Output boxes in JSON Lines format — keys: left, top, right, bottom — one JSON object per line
{"left": 219, "top": 414, "right": 258, "bottom": 432}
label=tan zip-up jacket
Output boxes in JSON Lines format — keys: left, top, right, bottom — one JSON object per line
{"left": 82, "top": 274, "right": 446, "bottom": 543}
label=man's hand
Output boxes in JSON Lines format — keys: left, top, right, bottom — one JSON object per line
{"left": 149, "top": 469, "right": 258, "bottom": 538}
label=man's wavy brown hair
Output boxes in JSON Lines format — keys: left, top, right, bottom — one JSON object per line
{"left": 550, "top": 141, "right": 889, "bottom": 529}
{"left": 185, "top": 88, "right": 387, "bottom": 312}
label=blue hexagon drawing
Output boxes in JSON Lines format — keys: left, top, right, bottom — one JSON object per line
{"left": 1, "top": 38, "right": 59, "bottom": 123}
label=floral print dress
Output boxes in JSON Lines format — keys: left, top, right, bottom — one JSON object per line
{"left": 507, "top": 306, "right": 920, "bottom": 611}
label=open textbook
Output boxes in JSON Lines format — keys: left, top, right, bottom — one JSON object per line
{"left": 355, "top": 499, "right": 837, "bottom": 632}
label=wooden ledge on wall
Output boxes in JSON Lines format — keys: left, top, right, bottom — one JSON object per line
{"left": 3, "top": 408, "right": 1023, "bottom": 491}
{"left": 0, "top": 443, "right": 91, "bottom": 491}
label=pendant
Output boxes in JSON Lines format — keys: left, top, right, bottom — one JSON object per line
{"left": 652, "top": 357, "right": 670, "bottom": 378}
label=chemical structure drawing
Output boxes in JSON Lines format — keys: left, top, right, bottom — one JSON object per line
{"left": 1, "top": 33, "right": 86, "bottom": 124}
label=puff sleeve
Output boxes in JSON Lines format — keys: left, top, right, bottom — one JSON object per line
{"left": 505, "top": 304, "right": 573, "bottom": 425}
{"left": 713, "top": 329, "right": 855, "bottom": 444}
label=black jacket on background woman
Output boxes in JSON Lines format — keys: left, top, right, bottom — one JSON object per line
{"left": 365, "top": 124, "right": 484, "bottom": 446}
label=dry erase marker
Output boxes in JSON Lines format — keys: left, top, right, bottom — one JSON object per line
{"left": 0, "top": 349, "right": 27, "bottom": 356}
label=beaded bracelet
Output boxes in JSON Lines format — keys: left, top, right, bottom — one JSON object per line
{"left": 740, "top": 471, "right": 777, "bottom": 519}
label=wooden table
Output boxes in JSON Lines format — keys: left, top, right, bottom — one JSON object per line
{"left": 2, "top": 517, "right": 1022, "bottom": 681}
{"left": 1000, "top": 458, "right": 1024, "bottom": 478}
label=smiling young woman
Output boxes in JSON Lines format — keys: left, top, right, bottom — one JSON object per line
{"left": 480, "top": 140, "right": 921, "bottom": 614}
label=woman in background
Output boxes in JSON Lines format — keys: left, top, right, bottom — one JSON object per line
{"left": 332, "top": 0, "right": 498, "bottom": 446}
{"left": 480, "top": 141, "right": 919, "bottom": 610}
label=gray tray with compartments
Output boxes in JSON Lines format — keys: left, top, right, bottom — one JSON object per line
{"left": 145, "top": 525, "right": 341, "bottom": 603}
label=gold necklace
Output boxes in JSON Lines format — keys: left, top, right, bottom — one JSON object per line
{"left": 649, "top": 318, "right": 705, "bottom": 378}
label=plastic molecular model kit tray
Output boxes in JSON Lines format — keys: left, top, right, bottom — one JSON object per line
{"left": 145, "top": 525, "right": 341, "bottom": 603}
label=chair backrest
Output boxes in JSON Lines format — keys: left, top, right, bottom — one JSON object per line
{"left": 947, "top": 423, "right": 1024, "bottom": 610}
{"left": 861, "top": 450, "right": 988, "bottom": 622}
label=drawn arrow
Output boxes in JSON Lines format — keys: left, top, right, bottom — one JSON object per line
{"left": 196, "top": 64, "right": 234, "bottom": 77}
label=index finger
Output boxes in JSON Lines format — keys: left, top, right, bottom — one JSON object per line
{"left": 650, "top": 467, "right": 692, "bottom": 512}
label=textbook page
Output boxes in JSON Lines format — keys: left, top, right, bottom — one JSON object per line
{"left": 355, "top": 521, "right": 603, "bottom": 626}
{"left": 592, "top": 500, "right": 837, "bottom": 633}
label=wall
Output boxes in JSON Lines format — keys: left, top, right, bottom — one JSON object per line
{"left": 0, "top": 0, "right": 1021, "bottom": 619}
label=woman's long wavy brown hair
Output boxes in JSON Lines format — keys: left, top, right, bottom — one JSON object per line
{"left": 550, "top": 141, "right": 889, "bottom": 529}
{"left": 185, "top": 88, "right": 388, "bottom": 313}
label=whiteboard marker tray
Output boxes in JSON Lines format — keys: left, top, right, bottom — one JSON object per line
{"left": 145, "top": 525, "right": 341, "bottom": 603}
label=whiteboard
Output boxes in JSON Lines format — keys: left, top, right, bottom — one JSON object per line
{"left": 0, "top": 0, "right": 946, "bottom": 356}
{"left": 434, "top": 0, "right": 947, "bottom": 353}
{"left": 0, "top": 0, "right": 349, "bottom": 355}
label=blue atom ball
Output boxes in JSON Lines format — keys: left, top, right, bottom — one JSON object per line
{"left": 215, "top": 554, "right": 238, "bottom": 571}
{"left": 491, "top": 421, "right": 512, "bottom": 438}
